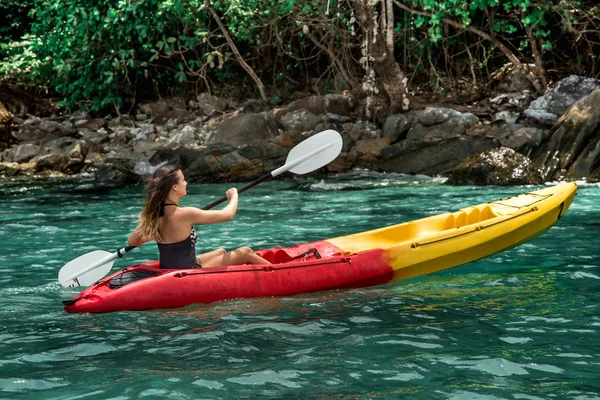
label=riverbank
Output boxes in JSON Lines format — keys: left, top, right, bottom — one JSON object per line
{"left": 1, "top": 74, "right": 599, "bottom": 186}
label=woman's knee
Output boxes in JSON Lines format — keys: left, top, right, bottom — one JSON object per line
{"left": 238, "top": 246, "right": 253, "bottom": 254}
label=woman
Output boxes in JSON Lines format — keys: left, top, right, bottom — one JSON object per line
{"left": 128, "top": 165, "right": 270, "bottom": 268}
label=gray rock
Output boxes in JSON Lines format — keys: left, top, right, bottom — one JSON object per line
{"left": 494, "top": 65, "right": 537, "bottom": 93}
{"left": 490, "top": 92, "right": 534, "bottom": 110}
{"left": 349, "top": 121, "right": 379, "bottom": 142}
{"left": 95, "top": 158, "right": 142, "bottom": 185}
{"left": 34, "top": 153, "right": 70, "bottom": 173}
{"left": 0, "top": 162, "right": 20, "bottom": 176}
{"left": 75, "top": 118, "right": 106, "bottom": 130}
{"left": 383, "top": 113, "right": 411, "bottom": 143}
{"left": 532, "top": 89, "right": 600, "bottom": 180}
{"left": 15, "top": 119, "right": 76, "bottom": 143}
{"left": 525, "top": 75, "right": 600, "bottom": 126}
{"left": 414, "top": 107, "right": 479, "bottom": 127}
{"left": 547, "top": 75, "right": 600, "bottom": 115}
{"left": 44, "top": 136, "right": 77, "bottom": 151}
{"left": 324, "top": 113, "right": 352, "bottom": 124}
{"left": 14, "top": 143, "right": 41, "bottom": 163}
{"left": 492, "top": 110, "right": 520, "bottom": 125}
{"left": 502, "top": 127, "right": 546, "bottom": 156}
{"left": 279, "top": 109, "right": 321, "bottom": 133}
{"left": 192, "top": 93, "right": 230, "bottom": 116}
{"left": 446, "top": 147, "right": 542, "bottom": 185}
{"left": 168, "top": 126, "right": 199, "bottom": 147}
{"left": 211, "top": 112, "right": 278, "bottom": 146}
{"left": 152, "top": 109, "right": 196, "bottom": 127}
{"left": 80, "top": 129, "right": 110, "bottom": 145}
{"left": 377, "top": 135, "right": 499, "bottom": 175}
{"left": 282, "top": 94, "right": 357, "bottom": 117}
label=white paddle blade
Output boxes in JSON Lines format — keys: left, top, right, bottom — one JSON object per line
{"left": 58, "top": 250, "right": 115, "bottom": 288}
{"left": 282, "top": 130, "right": 343, "bottom": 175}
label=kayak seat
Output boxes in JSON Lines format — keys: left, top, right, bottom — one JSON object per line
{"left": 256, "top": 248, "right": 323, "bottom": 263}
{"left": 256, "top": 249, "right": 294, "bottom": 264}
{"left": 444, "top": 211, "right": 468, "bottom": 229}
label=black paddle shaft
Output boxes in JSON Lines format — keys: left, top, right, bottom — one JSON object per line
{"left": 201, "top": 172, "right": 273, "bottom": 210}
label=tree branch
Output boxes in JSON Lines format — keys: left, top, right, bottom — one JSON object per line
{"left": 392, "top": 0, "right": 545, "bottom": 93}
{"left": 206, "top": 1, "right": 268, "bottom": 103}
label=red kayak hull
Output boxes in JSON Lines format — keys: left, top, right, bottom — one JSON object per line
{"left": 63, "top": 241, "right": 393, "bottom": 313}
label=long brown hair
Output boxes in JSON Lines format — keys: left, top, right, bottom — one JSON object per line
{"left": 134, "top": 165, "right": 181, "bottom": 241}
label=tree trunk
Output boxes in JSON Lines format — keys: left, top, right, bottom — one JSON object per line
{"left": 354, "top": 0, "right": 412, "bottom": 114}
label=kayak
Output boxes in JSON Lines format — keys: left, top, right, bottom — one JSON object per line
{"left": 63, "top": 182, "right": 577, "bottom": 313}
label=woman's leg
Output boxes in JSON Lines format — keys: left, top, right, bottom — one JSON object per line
{"left": 202, "top": 246, "right": 270, "bottom": 268}
{"left": 196, "top": 248, "right": 226, "bottom": 267}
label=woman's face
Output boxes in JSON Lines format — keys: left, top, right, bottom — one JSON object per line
{"left": 174, "top": 169, "right": 188, "bottom": 197}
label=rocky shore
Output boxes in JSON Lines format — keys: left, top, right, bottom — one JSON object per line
{"left": 1, "top": 75, "right": 599, "bottom": 186}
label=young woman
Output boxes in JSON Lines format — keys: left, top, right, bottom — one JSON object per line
{"left": 128, "top": 165, "right": 270, "bottom": 268}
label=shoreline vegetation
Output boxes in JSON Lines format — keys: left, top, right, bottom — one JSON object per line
{"left": 1, "top": 1, "right": 599, "bottom": 186}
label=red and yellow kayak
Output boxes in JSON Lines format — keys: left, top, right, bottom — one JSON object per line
{"left": 63, "top": 182, "right": 577, "bottom": 313}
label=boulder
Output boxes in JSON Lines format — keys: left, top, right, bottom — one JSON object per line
{"left": 14, "top": 143, "right": 41, "bottom": 163}
{"left": 532, "top": 89, "right": 600, "bottom": 180}
{"left": 191, "top": 93, "right": 230, "bottom": 116}
{"left": 348, "top": 121, "right": 379, "bottom": 142}
{"left": 446, "top": 147, "right": 542, "bottom": 185}
{"left": 237, "top": 141, "right": 288, "bottom": 165}
{"left": 281, "top": 94, "right": 357, "bottom": 118}
{"left": 278, "top": 109, "right": 321, "bottom": 133}
{"left": 80, "top": 129, "right": 111, "bottom": 145}
{"left": 0, "top": 162, "right": 20, "bottom": 177}
{"left": 138, "top": 98, "right": 187, "bottom": 117}
{"left": 74, "top": 118, "right": 106, "bottom": 131}
{"left": 150, "top": 145, "right": 232, "bottom": 171}
{"left": 376, "top": 107, "right": 492, "bottom": 175}
{"left": 525, "top": 75, "right": 600, "bottom": 126}
{"left": 35, "top": 153, "right": 71, "bottom": 173}
{"left": 383, "top": 113, "right": 411, "bottom": 143}
{"left": 210, "top": 112, "right": 278, "bottom": 146}
{"left": 351, "top": 137, "right": 391, "bottom": 165}
{"left": 151, "top": 109, "right": 197, "bottom": 127}
{"left": 491, "top": 63, "right": 537, "bottom": 93}
{"left": 15, "top": 119, "right": 77, "bottom": 143}
{"left": 501, "top": 127, "right": 546, "bottom": 157}
{"left": 409, "top": 107, "right": 479, "bottom": 138}
{"left": 95, "top": 158, "right": 143, "bottom": 185}
{"left": 324, "top": 113, "right": 352, "bottom": 124}
{"left": 377, "top": 135, "right": 499, "bottom": 176}
{"left": 168, "top": 125, "right": 200, "bottom": 147}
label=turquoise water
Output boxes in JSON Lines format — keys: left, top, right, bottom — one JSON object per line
{"left": 1, "top": 173, "right": 599, "bottom": 399}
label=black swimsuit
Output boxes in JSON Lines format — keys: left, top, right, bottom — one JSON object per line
{"left": 157, "top": 204, "right": 200, "bottom": 269}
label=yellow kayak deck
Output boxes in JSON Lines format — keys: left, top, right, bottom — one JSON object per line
{"left": 327, "top": 183, "right": 577, "bottom": 281}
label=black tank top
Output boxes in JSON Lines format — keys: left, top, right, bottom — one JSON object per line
{"left": 157, "top": 229, "right": 199, "bottom": 269}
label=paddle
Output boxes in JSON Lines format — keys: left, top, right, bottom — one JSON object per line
{"left": 58, "top": 129, "right": 343, "bottom": 288}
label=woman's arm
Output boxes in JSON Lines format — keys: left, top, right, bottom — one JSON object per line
{"left": 181, "top": 188, "right": 239, "bottom": 225}
{"left": 128, "top": 226, "right": 152, "bottom": 246}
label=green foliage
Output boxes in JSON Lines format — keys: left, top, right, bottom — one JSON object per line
{"left": 0, "top": 0, "right": 597, "bottom": 110}
{"left": 0, "top": 0, "right": 33, "bottom": 44}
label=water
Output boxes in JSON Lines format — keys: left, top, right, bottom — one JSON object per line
{"left": 1, "top": 172, "right": 599, "bottom": 399}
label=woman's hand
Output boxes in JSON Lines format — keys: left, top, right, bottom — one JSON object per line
{"left": 226, "top": 188, "right": 238, "bottom": 202}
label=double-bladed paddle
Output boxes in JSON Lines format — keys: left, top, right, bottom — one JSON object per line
{"left": 58, "top": 129, "right": 343, "bottom": 288}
